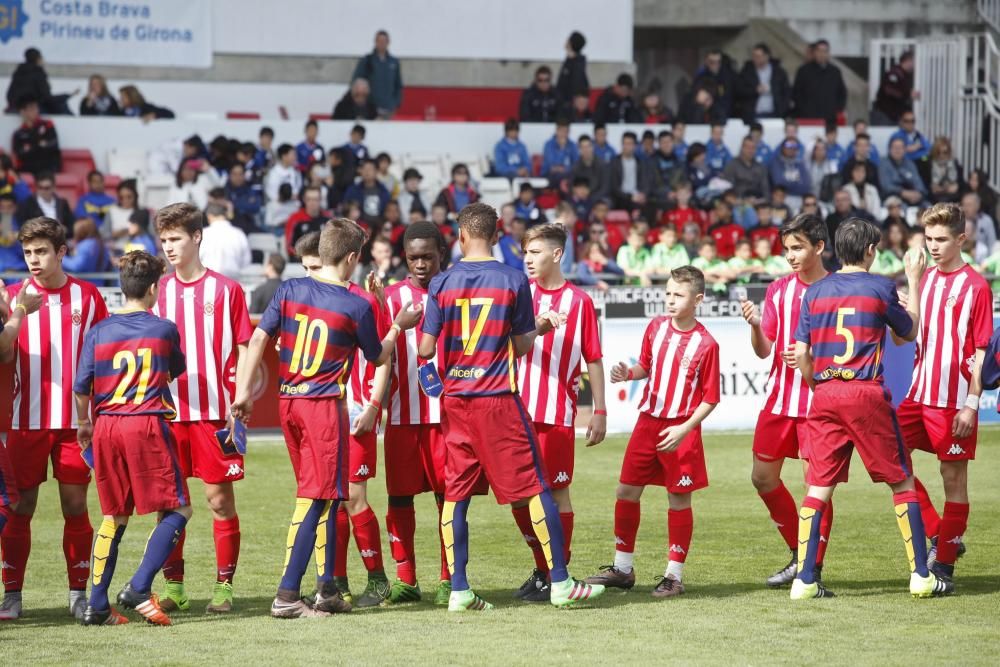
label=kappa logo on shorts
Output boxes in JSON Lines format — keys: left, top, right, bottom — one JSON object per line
{"left": 553, "top": 471, "right": 570, "bottom": 484}
{"left": 355, "top": 464, "right": 370, "bottom": 477}
{"left": 226, "top": 463, "right": 244, "bottom": 477}
{"left": 947, "top": 443, "right": 966, "bottom": 456}
{"left": 676, "top": 475, "right": 693, "bottom": 487}
{"left": 669, "top": 544, "right": 686, "bottom": 555}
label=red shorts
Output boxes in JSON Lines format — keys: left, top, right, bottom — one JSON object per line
{"left": 805, "top": 382, "right": 913, "bottom": 486}
{"left": 441, "top": 394, "right": 541, "bottom": 505}
{"left": 280, "top": 399, "right": 350, "bottom": 501}
{"left": 384, "top": 423, "right": 446, "bottom": 496}
{"left": 348, "top": 432, "right": 377, "bottom": 483}
{"left": 6, "top": 428, "right": 91, "bottom": 489}
{"left": 619, "top": 413, "right": 708, "bottom": 493}
{"left": 897, "top": 399, "right": 977, "bottom": 461}
{"left": 170, "top": 420, "right": 245, "bottom": 484}
{"left": 93, "top": 414, "right": 190, "bottom": 516}
{"left": 534, "top": 423, "right": 576, "bottom": 490}
{"left": 0, "top": 438, "right": 20, "bottom": 507}
{"left": 753, "top": 411, "right": 810, "bottom": 461}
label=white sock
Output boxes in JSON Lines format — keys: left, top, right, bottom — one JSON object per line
{"left": 665, "top": 560, "right": 684, "bottom": 581}
{"left": 613, "top": 550, "right": 634, "bottom": 574}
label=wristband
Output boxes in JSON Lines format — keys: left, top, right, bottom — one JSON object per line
{"left": 626, "top": 368, "right": 634, "bottom": 381}
{"left": 368, "top": 399, "right": 383, "bottom": 412}
{"left": 593, "top": 409, "right": 607, "bottom": 416}
{"left": 390, "top": 323, "right": 402, "bottom": 336}
{"left": 964, "top": 394, "right": 980, "bottom": 411}
{"left": 13, "top": 303, "right": 27, "bottom": 317}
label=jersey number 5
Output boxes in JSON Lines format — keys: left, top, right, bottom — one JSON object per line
{"left": 110, "top": 348, "right": 153, "bottom": 405}
{"left": 456, "top": 297, "right": 494, "bottom": 356}
{"left": 832, "top": 307, "right": 856, "bottom": 364}
{"left": 289, "top": 314, "right": 328, "bottom": 377}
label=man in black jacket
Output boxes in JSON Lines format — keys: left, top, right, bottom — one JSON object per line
{"left": 677, "top": 86, "right": 726, "bottom": 125}
{"left": 557, "top": 32, "right": 589, "bottom": 108}
{"left": 734, "top": 43, "right": 790, "bottom": 123}
{"left": 692, "top": 50, "right": 737, "bottom": 118}
{"left": 792, "top": 39, "right": 847, "bottom": 121}
{"left": 332, "top": 79, "right": 378, "bottom": 120}
{"left": 873, "top": 51, "right": 916, "bottom": 125}
{"left": 5, "top": 48, "right": 72, "bottom": 115}
{"left": 15, "top": 172, "right": 73, "bottom": 234}
{"left": 572, "top": 135, "right": 609, "bottom": 199}
{"left": 12, "top": 97, "right": 61, "bottom": 176}
{"left": 610, "top": 132, "right": 658, "bottom": 212}
{"left": 593, "top": 73, "right": 641, "bottom": 124}
{"left": 519, "top": 66, "right": 561, "bottom": 123}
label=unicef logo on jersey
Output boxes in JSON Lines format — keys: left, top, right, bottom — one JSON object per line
{"left": 0, "top": 1, "right": 28, "bottom": 44}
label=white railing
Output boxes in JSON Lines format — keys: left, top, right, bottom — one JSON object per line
{"left": 868, "top": 39, "right": 917, "bottom": 106}
{"left": 957, "top": 32, "right": 1000, "bottom": 192}
{"left": 979, "top": 0, "right": 1000, "bottom": 34}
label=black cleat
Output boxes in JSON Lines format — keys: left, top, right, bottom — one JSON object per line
{"left": 513, "top": 569, "right": 547, "bottom": 599}
{"left": 520, "top": 581, "right": 551, "bottom": 603}
{"left": 80, "top": 605, "right": 129, "bottom": 626}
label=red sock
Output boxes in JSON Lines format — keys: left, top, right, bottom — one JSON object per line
{"left": 350, "top": 507, "right": 384, "bottom": 573}
{"left": 816, "top": 498, "right": 833, "bottom": 566}
{"left": 386, "top": 505, "right": 417, "bottom": 585}
{"left": 1, "top": 513, "right": 31, "bottom": 592}
{"left": 667, "top": 508, "right": 693, "bottom": 563}
{"left": 161, "top": 529, "right": 186, "bottom": 582}
{"left": 936, "top": 501, "right": 969, "bottom": 565}
{"left": 334, "top": 506, "right": 350, "bottom": 577}
{"left": 613, "top": 499, "right": 641, "bottom": 553}
{"left": 63, "top": 513, "right": 92, "bottom": 591}
{"left": 512, "top": 504, "right": 549, "bottom": 572}
{"left": 913, "top": 477, "right": 940, "bottom": 538}
{"left": 436, "top": 499, "right": 449, "bottom": 582}
{"left": 213, "top": 516, "right": 241, "bottom": 583}
{"left": 560, "top": 512, "right": 574, "bottom": 565}
{"left": 758, "top": 482, "right": 798, "bottom": 551}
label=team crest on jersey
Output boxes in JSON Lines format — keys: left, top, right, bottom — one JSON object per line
{"left": 680, "top": 356, "right": 691, "bottom": 369}
{"left": 71, "top": 310, "right": 82, "bottom": 326}
{"left": 204, "top": 302, "right": 215, "bottom": 316}
{"left": 946, "top": 295, "right": 957, "bottom": 308}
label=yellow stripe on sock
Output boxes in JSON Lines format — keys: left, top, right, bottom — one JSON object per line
{"left": 528, "top": 496, "right": 554, "bottom": 571}
{"left": 895, "top": 503, "right": 916, "bottom": 573}
{"left": 313, "top": 501, "right": 332, "bottom": 578}
{"left": 282, "top": 497, "right": 313, "bottom": 576}
{"left": 796, "top": 507, "right": 816, "bottom": 570}
{"left": 440, "top": 501, "right": 456, "bottom": 576}
{"left": 91, "top": 518, "right": 117, "bottom": 586}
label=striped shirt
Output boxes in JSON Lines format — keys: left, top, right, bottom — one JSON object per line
{"left": 344, "top": 282, "right": 390, "bottom": 408}
{"left": 386, "top": 279, "right": 442, "bottom": 425}
{"left": 760, "top": 274, "right": 813, "bottom": 417}
{"left": 637, "top": 317, "right": 720, "bottom": 419}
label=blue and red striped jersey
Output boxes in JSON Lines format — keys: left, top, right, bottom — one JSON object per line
{"left": 257, "top": 276, "right": 382, "bottom": 399}
{"left": 422, "top": 258, "right": 536, "bottom": 397}
{"left": 73, "top": 310, "right": 186, "bottom": 417}
{"left": 795, "top": 271, "right": 912, "bottom": 383}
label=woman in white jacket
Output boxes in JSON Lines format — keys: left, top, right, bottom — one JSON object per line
{"left": 167, "top": 159, "right": 221, "bottom": 210}
{"left": 843, "top": 162, "right": 881, "bottom": 216}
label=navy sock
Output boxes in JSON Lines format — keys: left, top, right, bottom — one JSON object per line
{"left": 89, "top": 519, "right": 125, "bottom": 610}
{"left": 130, "top": 511, "right": 187, "bottom": 594}
{"left": 280, "top": 498, "right": 325, "bottom": 594}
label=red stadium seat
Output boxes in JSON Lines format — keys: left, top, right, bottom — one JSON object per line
{"left": 55, "top": 173, "right": 82, "bottom": 207}
{"left": 537, "top": 191, "right": 560, "bottom": 209}
{"left": 531, "top": 154, "right": 542, "bottom": 177}
{"left": 226, "top": 111, "right": 261, "bottom": 120}
{"left": 309, "top": 112, "right": 330, "bottom": 121}
{"left": 103, "top": 173, "right": 121, "bottom": 194}
{"left": 61, "top": 148, "right": 97, "bottom": 183}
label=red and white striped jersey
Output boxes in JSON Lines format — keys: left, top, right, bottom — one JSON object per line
{"left": 7, "top": 276, "right": 108, "bottom": 430}
{"left": 345, "top": 282, "right": 390, "bottom": 408}
{"left": 760, "top": 274, "right": 813, "bottom": 418}
{"left": 153, "top": 269, "right": 253, "bottom": 422}
{"left": 518, "top": 281, "right": 602, "bottom": 426}
{"left": 385, "top": 279, "right": 443, "bottom": 425}
{"left": 637, "top": 317, "right": 720, "bottom": 419}
{"left": 907, "top": 264, "right": 993, "bottom": 409}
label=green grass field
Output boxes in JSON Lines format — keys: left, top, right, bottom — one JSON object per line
{"left": 4, "top": 428, "right": 999, "bottom": 665}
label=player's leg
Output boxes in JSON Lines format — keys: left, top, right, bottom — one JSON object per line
{"left": 383, "top": 424, "right": 424, "bottom": 603}
{"left": 0, "top": 485, "right": 36, "bottom": 620}
{"left": 203, "top": 480, "right": 240, "bottom": 613}
{"left": 433, "top": 492, "right": 451, "bottom": 604}
{"left": 799, "top": 459, "right": 833, "bottom": 581}
{"left": 310, "top": 499, "right": 352, "bottom": 614}
{"left": 81, "top": 515, "right": 130, "bottom": 626}
{"left": 117, "top": 504, "right": 192, "bottom": 626}
{"left": 886, "top": 477, "right": 952, "bottom": 597}
{"left": 752, "top": 456, "right": 799, "bottom": 586}
{"left": 930, "top": 459, "right": 969, "bottom": 579}
{"left": 52, "top": 431, "right": 95, "bottom": 618}
{"left": 652, "top": 491, "right": 692, "bottom": 599}
{"left": 158, "top": 422, "right": 192, "bottom": 613}
{"left": 332, "top": 503, "right": 352, "bottom": 602}
{"left": 424, "top": 425, "right": 452, "bottom": 604}
{"left": 896, "top": 400, "right": 941, "bottom": 539}
{"left": 441, "top": 495, "right": 491, "bottom": 611}
{"left": 791, "top": 484, "right": 836, "bottom": 600}
{"left": 345, "top": 479, "right": 389, "bottom": 607}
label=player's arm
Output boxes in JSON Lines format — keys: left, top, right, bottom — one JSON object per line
{"left": 0, "top": 282, "right": 42, "bottom": 362}
{"left": 657, "top": 400, "right": 717, "bottom": 452}
{"left": 609, "top": 360, "right": 648, "bottom": 383}
{"left": 72, "top": 329, "right": 97, "bottom": 449}
{"left": 511, "top": 311, "right": 563, "bottom": 358}
{"left": 897, "top": 250, "right": 926, "bottom": 342}
{"left": 73, "top": 392, "right": 94, "bottom": 449}
{"left": 585, "top": 358, "right": 607, "bottom": 447}
{"left": 953, "top": 348, "right": 985, "bottom": 439}
{"left": 352, "top": 363, "right": 390, "bottom": 436}
{"left": 794, "top": 341, "right": 815, "bottom": 390}
{"left": 231, "top": 328, "right": 271, "bottom": 421}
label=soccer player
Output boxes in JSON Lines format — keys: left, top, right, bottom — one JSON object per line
{"left": 0, "top": 217, "right": 108, "bottom": 621}
{"left": 231, "top": 219, "right": 421, "bottom": 619}
{"left": 512, "top": 223, "right": 606, "bottom": 602}
{"left": 791, "top": 217, "right": 953, "bottom": 599}
{"left": 896, "top": 203, "right": 991, "bottom": 582}
{"left": 585, "top": 267, "right": 720, "bottom": 598}
{"left": 73, "top": 251, "right": 191, "bottom": 626}
{"left": 379, "top": 221, "right": 457, "bottom": 605}
{"left": 152, "top": 203, "right": 253, "bottom": 614}
{"left": 418, "top": 202, "right": 604, "bottom": 611}
{"left": 739, "top": 214, "right": 834, "bottom": 587}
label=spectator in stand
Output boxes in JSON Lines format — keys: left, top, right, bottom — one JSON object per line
{"left": 748, "top": 122, "right": 772, "bottom": 165}
{"left": 651, "top": 131, "right": 684, "bottom": 199}
{"left": 874, "top": 221, "right": 908, "bottom": 276}
{"left": 638, "top": 130, "right": 656, "bottom": 161}
{"left": 520, "top": 66, "right": 560, "bottom": 123}
{"left": 285, "top": 186, "right": 329, "bottom": 254}
{"left": 593, "top": 73, "right": 641, "bottom": 124}
{"left": 749, "top": 205, "right": 782, "bottom": 255}
{"left": 363, "top": 235, "right": 407, "bottom": 284}
{"left": 352, "top": 30, "right": 403, "bottom": 118}
{"left": 550, "top": 202, "right": 584, "bottom": 276}
{"left": 568, "top": 176, "right": 594, "bottom": 222}
{"left": 708, "top": 199, "right": 744, "bottom": 259}
{"left": 250, "top": 253, "right": 286, "bottom": 314}
{"left": 686, "top": 143, "right": 714, "bottom": 204}
{"left": 963, "top": 168, "right": 999, "bottom": 222}
{"left": 344, "top": 158, "right": 391, "bottom": 225}
{"left": 879, "top": 137, "right": 927, "bottom": 205}
{"left": 650, "top": 224, "right": 690, "bottom": 273}
{"left": 769, "top": 139, "right": 812, "bottom": 210}
{"left": 5, "top": 48, "right": 73, "bottom": 115}
{"left": 254, "top": 126, "right": 275, "bottom": 175}
{"left": 873, "top": 51, "right": 917, "bottom": 125}
{"left": 800, "top": 193, "right": 821, "bottom": 218}
{"left": 888, "top": 111, "right": 930, "bottom": 161}
{"left": 12, "top": 96, "right": 61, "bottom": 176}
{"left": 962, "top": 192, "right": 998, "bottom": 260}
{"left": 584, "top": 220, "right": 612, "bottom": 257}
{"left": 200, "top": 203, "right": 251, "bottom": 280}
{"left": 498, "top": 217, "right": 527, "bottom": 270}
{"left": 640, "top": 88, "right": 672, "bottom": 124}
{"left": 823, "top": 188, "right": 874, "bottom": 268}
{"left": 824, "top": 120, "right": 846, "bottom": 168}
{"left": 965, "top": 217, "right": 991, "bottom": 264}
{"left": 693, "top": 49, "right": 736, "bottom": 118}
{"left": 662, "top": 181, "right": 708, "bottom": 234}
{"left": 514, "top": 182, "right": 547, "bottom": 225}
{"left": 735, "top": 43, "right": 790, "bottom": 122}
{"left": 15, "top": 171, "right": 72, "bottom": 233}
{"left": 572, "top": 135, "right": 609, "bottom": 199}
{"left": 840, "top": 133, "right": 880, "bottom": 189}
{"left": 610, "top": 131, "right": 656, "bottom": 213}
{"left": 62, "top": 218, "right": 111, "bottom": 281}
{"left": 672, "top": 121, "right": 689, "bottom": 161}
{"left": 616, "top": 223, "right": 653, "bottom": 286}
{"left": 723, "top": 136, "right": 769, "bottom": 200}
{"left": 332, "top": 78, "right": 378, "bottom": 120}
{"left": 168, "top": 159, "right": 212, "bottom": 210}
{"left": 494, "top": 118, "right": 531, "bottom": 178}
{"left": 398, "top": 167, "right": 431, "bottom": 224}
{"left": 123, "top": 209, "right": 157, "bottom": 256}
{"left": 79, "top": 74, "right": 120, "bottom": 116}
{"left": 542, "top": 117, "right": 579, "bottom": 186}
{"left": 106, "top": 179, "right": 139, "bottom": 248}
{"left": 928, "top": 136, "right": 962, "bottom": 203}
{"left": 264, "top": 144, "right": 302, "bottom": 204}
{"left": 807, "top": 141, "right": 836, "bottom": 199}
{"left": 781, "top": 118, "right": 805, "bottom": 161}
{"left": 593, "top": 123, "right": 617, "bottom": 162}
{"left": 225, "top": 163, "right": 263, "bottom": 233}
{"left": 375, "top": 152, "right": 399, "bottom": 198}
{"left": 0, "top": 154, "right": 31, "bottom": 204}
{"left": 266, "top": 182, "right": 299, "bottom": 236}
{"left": 755, "top": 235, "right": 792, "bottom": 276}
{"left": 792, "top": 39, "right": 846, "bottom": 121}
{"left": 846, "top": 119, "right": 880, "bottom": 164}
{"left": 881, "top": 195, "right": 907, "bottom": 229}
{"left": 770, "top": 185, "right": 792, "bottom": 226}
{"left": 0, "top": 194, "right": 23, "bottom": 271}
{"left": 728, "top": 238, "right": 764, "bottom": 283}
{"left": 557, "top": 32, "right": 590, "bottom": 106}
{"left": 845, "top": 162, "right": 881, "bottom": 216}
{"left": 295, "top": 119, "right": 325, "bottom": 173}
{"left": 568, "top": 94, "right": 592, "bottom": 122}
{"left": 434, "top": 163, "right": 479, "bottom": 217}
{"left": 691, "top": 238, "right": 732, "bottom": 294}
{"left": 74, "top": 170, "right": 115, "bottom": 230}
{"left": 705, "top": 122, "right": 732, "bottom": 177}
{"left": 119, "top": 85, "right": 174, "bottom": 120}
{"left": 340, "top": 123, "right": 370, "bottom": 171}
{"left": 677, "top": 86, "right": 724, "bottom": 125}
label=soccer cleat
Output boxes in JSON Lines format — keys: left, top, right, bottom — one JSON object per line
{"left": 927, "top": 536, "right": 967, "bottom": 569}
{"left": 387, "top": 579, "right": 422, "bottom": 604}
{"left": 790, "top": 578, "right": 836, "bottom": 600}
{"left": 550, "top": 578, "right": 604, "bottom": 608}
{"left": 584, "top": 565, "right": 635, "bottom": 590}
{"left": 929, "top": 560, "right": 955, "bottom": 581}
{"left": 910, "top": 572, "right": 954, "bottom": 598}
{"left": 158, "top": 581, "right": 190, "bottom": 613}
{"left": 206, "top": 581, "right": 234, "bottom": 613}
{"left": 271, "top": 596, "right": 331, "bottom": 619}
{"left": 313, "top": 584, "right": 353, "bottom": 614}
{"left": 434, "top": 580, "right": 452, "bottom": 606}
{"left": 117, "top": 584, "right": 172, "bottom": 626}
{"left": 513, "top": 568, "right": 547, "bottom": 599}
{"left": 354, "top": 572, "right": 390, "bottom": 608}
{"left": 70, "top": 590, "right": 88, "bottom": 618}
{"left": 652, "top": 575, "right": 686, "bottom": 599}
{"left": 333, "top": 576, "right": 353, "bottom": 606}
{"left": 0, "top": 593, "right": 23, "bottom": 621}
{"left": 448, "top": 589, "right": 494, "bottom": 612}
{"left": 81, "top": 605, "right": 130, "bottom": 626}
{"left": 521, "top": 581, "right": 551, "bottom": 603}
{"left": 765, "top": 553, "right": 798, "bottom": 588}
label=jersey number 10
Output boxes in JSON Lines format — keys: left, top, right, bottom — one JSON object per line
{"left": 289, "top": 313, "right": 328, "bottom": 377}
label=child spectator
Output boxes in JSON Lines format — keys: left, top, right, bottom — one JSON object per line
{"left": 123, "top": 209, "right": 157, "bottom": 255}
{"left": 0, "top": 154, "right": 31, "bottom": 204}
{"left": 640, "top": 90, "right": 672, "bottom": 124}
{"left": 249, "top": 253, "right": 286, "bottom": 314}
{"left": 375, "top": 152, "right": 399, "bottom": 198}
{"left": 63, "top": 218, "right": 111, "bottom": 282}
{"left": 107, "top": 179, "right": 139, "bottom": 248}
{"left": 681, "top": 221, "right": 703, "bottom": 258}
{"left": 340, "top": 124, "right": 371, "bottom": 171}
{"left": 768, "top": 139, "right": 812, "bottom": 210}
{"left": 344, "top": 158, "right": 391, "bottom": 225}
{"left": 708, "top": 199, "right": 744, "bottom": 259}
{"left": 652, "top": 131, "right": 685, "bottom": 195}
{"left": 871, "top": 226, "right": 905, "bottom": 279}
{"left": 398, "top": 167, "right": 431, "bottom": 224}
{"left": 285, "top": 186, "right": 329, "bottom": 254}
{"left": 542, "top": 118, "right": 579, "bottom": 186}
{"left": 167, "top": 159, "right": 211, "bottom": 210}
{"left": 569, "top": 177, "right": 594, "bottom": 222}
{"left": 691, "top": 239, "right": 732, "bottom": 294}
{"left": 705, "top": 122, "right": 732, "bottom": 176}
{"left": 514, "top": 182, "right": 547, "bottom": 225}
{"left": 749, "top": 203, "right": 782, "bottom": 256}
{"left": 12, "top": 96, "right": 61, "bottom": 176}
{"left": 723, "top": 188, "right": 759, "bottom": 231}
{"left": 255, "top": 126, "right": 275, "bottom": 174}
{"left": 824, "top": 120, "right": 845, "bottom": 168}
{"left": 661, "top": 182, "right": 709, "bottom": 234}
{"left": 770, "top": 185, "right": 792, "bottom": 226}
{"left": 264, "top": 144, "right": 303, "bottom": 204}
{"left": 225, "top": 163, "right": 263, "bottom": 233}
{"left": 727, "top": 238, "right": 763, "bottom": 283}
{"left": 434, "top": 163, "right": 479, "bottom": 216}
{"left": 295, "top": 119, "right": 325, "bottom": 173}
{"left": 79, "top": 74, "right": 120, "bottom": 116}
{"left": 639, "top": 130, "right": 657, "bottom": 161}
{"left": 593, "top": 123, "right": 617, "bottom": 162}
{"left": 616, "top": 223, "right": 653, "bottom": 286}
{"left": 749, "top": 122, "right": 772, "bottom": 165}
{"left": 74, "top": 170, "right": 115, "bottom": 230}
{"left": 650, "top": 224, "right": 690, "bottom": 273}
{"left": 846, "top": 119, "right": 881, "bottom": 164}
{"left": 324, "top": 147, "right": 352, "bottom": 210}
{"left": 494, "top": 118, "right": 531, "bottom": 178}
{"left": 583, "top": 240, "right": 624, "bottom": 278}
{"left": 781, "top": 118, "right": 805, "bottom": 160}
{"left": 498, "top": 217, "right": 528, "bottom": 270}
{"left": 753, "top": 235, "right": 791, "bottom": 276}
{"left": 685, "top": 143, "right": 714, "bottom": 204}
